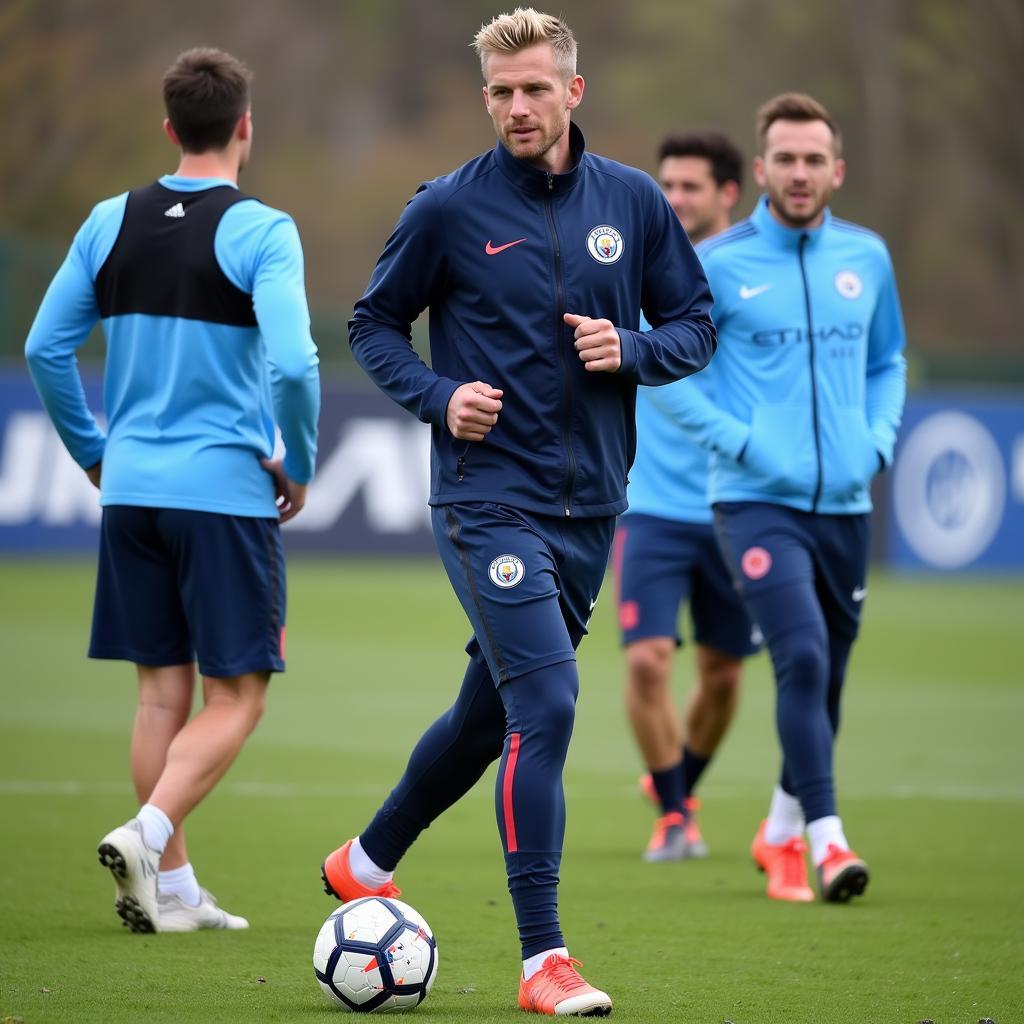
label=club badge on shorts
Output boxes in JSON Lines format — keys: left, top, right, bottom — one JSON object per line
{"left": 489, "top": 554, "right": 525, "bottom": 588}
{"left": 834, "top": 269, "right": 863, "bottom": 299}
{"left": 741, "top": 546, "right": 772, "bottom": 580}
{"left": 587, "top": 225, "right": 624, "bottom": 265}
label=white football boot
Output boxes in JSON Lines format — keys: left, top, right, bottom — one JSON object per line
{"left": 97, "top": 819, "right": 160, "bottom": 933}
{"left": 157, "top": 888, "right": 249, "bottom": 932}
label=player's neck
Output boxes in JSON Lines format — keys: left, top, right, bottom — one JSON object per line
{"left": 691, "top": 215, "right": 732, "bottom": 245}
{"left": 172, "top": 149, "right": 240, "bottom": 184}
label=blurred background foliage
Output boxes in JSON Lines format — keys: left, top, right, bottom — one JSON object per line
{"left": 1, "top": 0, "right": 1021, "bottom": 382}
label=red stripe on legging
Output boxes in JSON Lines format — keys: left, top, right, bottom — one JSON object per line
{"left": 503, "top": 732, "right": 521, "bottom": 853}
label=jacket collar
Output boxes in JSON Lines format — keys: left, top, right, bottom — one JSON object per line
{"left": 751, "top": 194, "right": 832, "bottom": 249}
{"left": 492, "top": 121, "right": 586, "bottom": 196}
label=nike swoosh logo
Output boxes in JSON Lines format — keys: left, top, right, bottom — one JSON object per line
{"left": 485, "top": 238, "right": 527, "bottom": 255}
{"left": 739, "top": 283, "right": 772, "bottom": 300}
{"left": 589, "top": 597, "right": 599, "bottom": 612}
{"left": 852, "top": 586, "right": 868, "bottom": 602}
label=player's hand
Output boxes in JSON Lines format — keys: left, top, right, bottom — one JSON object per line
{"left": 85, "top": 461, "right": 102, "bottom": 490}
{"left": 261, "top": 457, "right": 308, "bottom": 524}
{"left": 564, "top": 313, "right": 621, "bottom": 372}
{"left": 446, "top": 381, "right": 503, "bottom": 441}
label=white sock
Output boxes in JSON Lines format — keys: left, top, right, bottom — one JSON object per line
{"left": 523, "top": 947, "right": 569, "bottom": 981}
{"left": 806, "top": 815, "right": 849, "bottom": 866}
{"left": 349, "top": 837, "right": 394, "bottom": 889}
{"left": 159, "top": 862, "right": 202, "bottom": 907}
{"left": 135, "top": 803, "right": 173, "bottom": 854}
{"left": 764, "top": 786, "right": 804, "bottom": 845}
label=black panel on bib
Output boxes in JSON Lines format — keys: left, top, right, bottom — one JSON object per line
{"left": 95, "top": 183, "right": 259, "bottom": 327}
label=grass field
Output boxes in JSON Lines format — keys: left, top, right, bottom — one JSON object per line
{"left": 1, "top": 559, "right": 1022, "bottom": 1023}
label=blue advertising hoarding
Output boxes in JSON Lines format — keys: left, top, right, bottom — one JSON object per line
{"left": 2, "top": 370, "right": 1021, "bottom": 571}
{"left": 888, "top": 393, "right": 1023, "bottom": 571}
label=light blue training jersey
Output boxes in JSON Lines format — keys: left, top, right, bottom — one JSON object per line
{"left": 648, "top": 196, "right": 907, "bottom": 515}
{"left": 25, "top": 175, "right": 320, "bottom": 517}
{"left": 627, "top": 315, "right": 714, "bottom": 524}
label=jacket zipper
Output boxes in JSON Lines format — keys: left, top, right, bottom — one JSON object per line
{"left": 545, "top": 172, "right": 576, "bottom": 517}
{"left": 797, "top": 234, "right": 824, "bottom": 511}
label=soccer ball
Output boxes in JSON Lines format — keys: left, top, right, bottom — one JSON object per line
{"left": 312, "top": 897, "right": 439, "bottom": 1012}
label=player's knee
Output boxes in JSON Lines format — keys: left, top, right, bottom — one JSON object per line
{"left": 626, "top": 640, "right": 673, "bottom": 698}
{"left": 777, "top": 636, "right": 828, "bottom": 695}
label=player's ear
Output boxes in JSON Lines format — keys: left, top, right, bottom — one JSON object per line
{"left": 237, "top": 110, "right": 252, "bottom": 142}
{"left": 832, "top": 157, "right": 846, "bottom": 190}
{"left": 720, "top": 180, "right": 741, "bottom": 213}
{"left": 163, "top": 118, "right": 181, "bottom": 148}
{"left": 566, "top": 74, "right": 584, "bottom": 110}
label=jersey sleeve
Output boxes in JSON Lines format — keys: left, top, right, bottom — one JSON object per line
{"left": 616, "top": 181, "right": 717, "bottom": 386}
{"left": 347, "top": 185, "right": 461, "bottom": 426}
{"left": 865, "top": 247, "right": 907, "bottom": 467}
{"left": 217, "top": 203, "right": 321, "bottom": 485}
{"left": 23, "top": 208, "right": 110, "bottom": 470}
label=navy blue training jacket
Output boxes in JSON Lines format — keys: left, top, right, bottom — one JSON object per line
{"left": 349, "top": 123, "right": 716, "bottom": 518}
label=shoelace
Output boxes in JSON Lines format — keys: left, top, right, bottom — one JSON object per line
{"left": 539, "top": 955, "right": 589, "bottom": 993}
{"left": 778, "top": 838, "right": 809, "bottom": 887}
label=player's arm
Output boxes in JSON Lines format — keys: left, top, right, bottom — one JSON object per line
{"left": 24, "top": 219, "right": 107, "bottom": 479}
{"left": 348, "top": 186, "right": 465, "bottom": 427}
{"left": 646, "top": 366, "right": 750, "bottom": 462}
{"left": 617, "top": 183, "right": 717, "bottom": 385}
{"left": 864, "top": 248, "right": 908, "bottom": 469}
{"left": 217, "top": 204, "right": 321, "bottom": 521}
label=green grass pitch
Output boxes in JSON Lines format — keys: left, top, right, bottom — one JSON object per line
{"left": 1, "top": 558, "right": 1022, "bottom": 1023}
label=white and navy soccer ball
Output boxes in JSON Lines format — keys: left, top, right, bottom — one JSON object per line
{"left": 313, "top": 897, "right": 439, "bottom": 1013}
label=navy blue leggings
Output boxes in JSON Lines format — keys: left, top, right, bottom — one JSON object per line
{"left": 360, "top": 656, "right": 578, "bottom": 958}
{"left": 714, "top": 503, "right": 868, "bottom": 823}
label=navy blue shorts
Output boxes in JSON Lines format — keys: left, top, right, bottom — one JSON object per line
{"left": 612, "top": 512, "right": 759, "bottom": 657}
{"left": 89, "top": 506, "right": 286, "bottom": 678}
{"left": 432, "top": 502, "right": 615, "bottom": 685}
{"left": 712, "top": 502, "right": 869, "bottom": 645}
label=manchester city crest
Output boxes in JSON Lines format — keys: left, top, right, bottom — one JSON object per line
{"left": 587, "top": 224, "right": 624, "bottom": 265}
{"left": 834, "top": 269, "right": 863, "bottom": 299}
{"left": 488, "top": 554, "right": 525, "bottom": 588}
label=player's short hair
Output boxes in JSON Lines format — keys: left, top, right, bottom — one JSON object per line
{"left": 162, "top": 47, "right": 252, "bottom": 153}
{"left": 756, "top": 92, "right": 842, "bottom": 156}
{"left": 472, "top": 7, "right": 577, "bottom": 80}
{"left": 657, "top": 131, "right": 744, "bottom": 192}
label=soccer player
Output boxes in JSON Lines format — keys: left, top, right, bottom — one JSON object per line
{"left": 24, "top": 48, "right": 320, "bottom": 933}
{"left": 320, "top": 9, "right": 715, "bottom": 1015}
{"left": 614, "top": 131, "right": 759, "bottom": 863}
{"left": 648, "top": 93, "right": 906, "bottom": 902}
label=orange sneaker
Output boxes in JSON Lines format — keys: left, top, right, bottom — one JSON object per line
{"left": 751, "top": 820, "right": 814, "bottom": 902}
{"left": 643, "top": 811, "right": 686, "bottom": 862}
{"left": 817, "top": 844, "right": 869, "bottom": 903}
{"left": 518, "top": 954, "right": 612, "bottom": 1017}
{"left": 321, "top": 839, "right": 402, "bottom": 903}
{"left": 681, "top": 797, "right": 709, "bottom": 859}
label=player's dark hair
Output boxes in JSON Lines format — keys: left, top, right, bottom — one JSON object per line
{"left": 756, "top": 92, "right": 842, "bottom": 156}
{"left": 162, "top": 47, "right": 252, "bottom": 153}
{"left": 657, "top": 131, "right": 744, "bottom": 191}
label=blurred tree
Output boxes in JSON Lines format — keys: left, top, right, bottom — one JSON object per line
{"left": 0, "top": 0, "right": 1020, "bottom": 376}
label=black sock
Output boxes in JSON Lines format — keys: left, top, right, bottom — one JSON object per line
{"left": 681, "top": 745, "right": 712, "bottom": 799}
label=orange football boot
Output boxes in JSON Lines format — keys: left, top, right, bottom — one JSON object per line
{"left": 518, "top": 954, "right": 612, "bottom": 1017}
{"left": 321, "top": 839, "right": 402, "bottom": 902}
{"left": 751, "top": 820, "right": 814, "bottom": 902}
{"left": 817, "top": 843, "right": 869, "bottom": 902}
